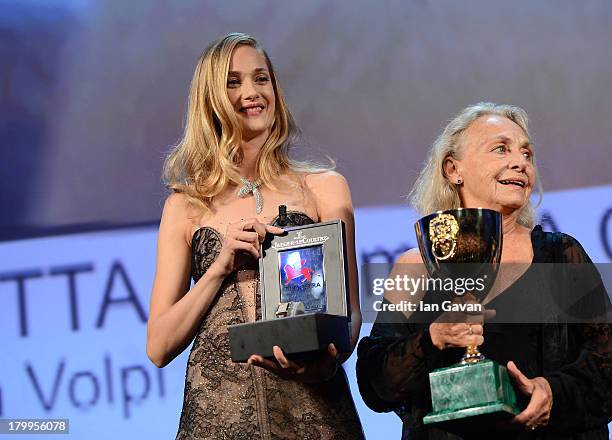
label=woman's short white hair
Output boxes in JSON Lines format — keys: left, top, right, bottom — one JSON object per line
{"left": 409, "top": 102, "right": 542, "bottom": 228}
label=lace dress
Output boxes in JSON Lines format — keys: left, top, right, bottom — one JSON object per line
{"left": 176, "top": 212, "right": 364, "bottom": 440}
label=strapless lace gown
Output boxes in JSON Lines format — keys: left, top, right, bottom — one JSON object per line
{"left": 176, "top": 212, "right": 365, "bottom": 440}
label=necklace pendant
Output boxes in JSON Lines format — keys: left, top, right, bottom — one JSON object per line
{"left": 237, "top": 177, "right": 263, "bottom": 214}
{"left": 255, "top": 192, "right": 263, "bottom": 214}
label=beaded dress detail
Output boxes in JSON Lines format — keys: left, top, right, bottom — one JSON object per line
{"left": 176, "top": 212, "right": 364, "bottom": 440}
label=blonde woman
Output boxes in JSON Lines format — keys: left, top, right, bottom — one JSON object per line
{"left": 146, "top": 33, "right": 364, "bottom": 439}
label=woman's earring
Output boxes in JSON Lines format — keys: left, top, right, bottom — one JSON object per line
{"left": 456, "top": 178, "right": 462, "bottom": 184}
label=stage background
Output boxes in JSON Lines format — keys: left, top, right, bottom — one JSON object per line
{"left": 1, "top": 1, "right": 611, "bottom": 438}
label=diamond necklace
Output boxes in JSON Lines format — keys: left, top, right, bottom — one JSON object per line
{"left": 236, "top": 177, "right": 263, "bottom": 214}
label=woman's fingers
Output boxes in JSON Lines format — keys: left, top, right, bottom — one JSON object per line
{"left": 464, "top": 323, "right": 483, "bottom": 335}
{"left": 248, "top": 347, "right": 306, "bottom": 378}
{"left": 266, "top": 225, "right": 285, "bottom": 235}
{"left": 248, "top": 355, "right": 279, "bottom": 371}
{"left": 456, "top": 323, "right": 484, "bottom": 345}
{"left": 247, "top": 222, "right": 284, "bottom": 243}
{"left": 228, "top": 238, "right": 259, "bottom": 258}
{"left": 507, "top": 362, "right": 553, "bottom": 429}
{"left": 327, "top": 343, "right": 338, "bottom": 358}
{"left": 453, "top": 323, "right": 484, "bottom": 346}
{"left": 243, "top": 221, "right": 268, "bottom": 243}
{"left": 232, "top": 219, "right": 284, "bottom": 243}
{"left": 513, "top": 393, "right": 543, "bottom": 426}
{"left": 226, "top": 229, "right": 260, "bottom": 256}
{"left": 248, "top": 354, "right": 280, "bottom": 371}
{"left": 430, "top": 306, "right": 497, "bottom": 350}
{"left": 235, "top": 218, "right": 258, "bottom": 231}
{"left": 513, "top": 386, "right": 542, "bottom": 423}
{"left": 430, "top": 322, "right": 486, "bottom": 349}
{"left": 249, "top": 345, "right": 339, "bottom": 383}
{"left": 272, "top": 346, "right": 303, "bottom": 372}
{"left": 238, "top": 219, "right": 265, "bottom": 238}
{"left": 511, "top": 378, "right": 552, "bottom": 429}
{"left": 231, "top": 230, "right": 259, "bottom": 244}
{"left": 272, "top": 346, "right": 291, "bottom": 368}
{"left": 507, "top": 361, "right": 534, "bottom": 395}
{"left": 219, "top": 219, "right": 286, "bottom": 273}
{"left": 447, "top": 324, "right": 484, "bottom": 347}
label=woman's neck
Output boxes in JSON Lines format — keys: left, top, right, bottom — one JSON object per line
{"left": 502, "top": 211, "right": 523, "bottom": 236}
{"left": 238, "top": 131, "right": 268, "bottom": 180}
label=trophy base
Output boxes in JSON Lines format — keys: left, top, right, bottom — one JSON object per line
{"left": 228, "top": 313, "right": 350, "bottom": 363}
{"left": 423, "top": 359, "right": 520, "bottom": 432}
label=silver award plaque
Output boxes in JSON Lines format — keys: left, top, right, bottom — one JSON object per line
{"left": 228, "top": 219, "right": 351, "bottom": 362}
{"left": 260, "top": 220, "right": 349, "bottom": 320}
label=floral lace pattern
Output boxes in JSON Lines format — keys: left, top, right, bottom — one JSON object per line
{"left": 177, "top": 213, "right": 364, "bottom": 440}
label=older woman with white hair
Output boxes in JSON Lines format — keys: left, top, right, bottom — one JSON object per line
{"left": 356, "top": 102, "right": 611, "bottom": 439}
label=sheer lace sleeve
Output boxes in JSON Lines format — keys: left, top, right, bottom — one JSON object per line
{"left": 356, "top": 304, "right": 454, "bottom": 417}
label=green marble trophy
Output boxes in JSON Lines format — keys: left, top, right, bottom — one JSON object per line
{"left": 414, "top": 208, "right": 520, "bottom": 432}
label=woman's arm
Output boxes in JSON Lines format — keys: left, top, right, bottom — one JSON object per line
{"left": 356, "top": 248, "right": 488, "bottom": 412}
{"left": 146, "top": 193, "right": 282, "bottom": 367}
{"left": 146, "top": 193, "right": 227, "bottom": 367}
{"left": 356, "top": 249, "right": 443, "bottom": 411}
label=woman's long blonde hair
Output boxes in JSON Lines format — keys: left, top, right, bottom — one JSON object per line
{"left": 409, "top": 102, "right": 542, "bottom": 227}
{"left": 163, "top": 32, "right": 328, "bottom": 212}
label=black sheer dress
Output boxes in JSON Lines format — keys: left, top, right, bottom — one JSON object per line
{"left": 356, "top": 226, "right": 611, "bottom": 439}
{"left": 176, "top": 212, "right": 364, "bottom": 440}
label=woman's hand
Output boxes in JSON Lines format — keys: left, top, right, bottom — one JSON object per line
{"left": 211, "top": 219, "right": 284, "bottom": 277}
{"left": 429, "top": 306, "right": 495, "bottom": 350}
{"left": 247, "top": 344, "right": 339, "bottom": 383}
{"left": 507, "top": 361, "right": 553, "bottom": 431}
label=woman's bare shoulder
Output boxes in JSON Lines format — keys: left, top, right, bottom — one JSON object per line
{"left": 163, "top": 192, "right": 195, "bottom": 219}
{"left": 303, "top": 171, "right": 350, "bottom": 201}
{"left": 160, "top": 192, "right": 197, "bottom": 245}
{"left": 303, "top": 170, "right": 347, "bottom": 188}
